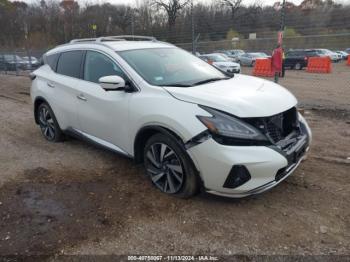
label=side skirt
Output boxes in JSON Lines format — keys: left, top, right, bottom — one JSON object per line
{"left": 65, "top": 128, "right": 133, "bottom": 159}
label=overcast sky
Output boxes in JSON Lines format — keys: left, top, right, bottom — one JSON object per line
{"left": 12, "top": 0, "right": 350, "bottom": 7}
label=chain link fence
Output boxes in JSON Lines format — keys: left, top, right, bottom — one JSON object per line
{"left": 177, "top": 33, "right": 350, "bottom": 54}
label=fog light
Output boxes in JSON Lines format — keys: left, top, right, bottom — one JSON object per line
{"left": 223, "top": 165, "right": 251, "bottom": 189}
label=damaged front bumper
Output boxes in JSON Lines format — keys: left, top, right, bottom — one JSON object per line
{"left": 186, "top": 114, "right": 311, "bottom": 198}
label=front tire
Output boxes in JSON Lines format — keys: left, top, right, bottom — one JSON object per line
{"left": 295, "top": 62, "right": 302, "bottom": 70}
{"left": 143, "top": 133, "right": 200, "bottom": 198}
{"left": 37, "top": 102, "right": 64, "bottom": 142}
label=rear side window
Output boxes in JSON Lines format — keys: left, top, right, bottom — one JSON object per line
{"left": 56, "top": 51, "right": 84, "bottom": 78}
{"left": 45, "top": 53, "right": 59, "bottom": 71}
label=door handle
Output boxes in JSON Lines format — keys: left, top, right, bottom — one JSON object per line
{"left": 47, "top": 82, "right": 55, "bottom": 88}
{"left": 77, "top": 94, "right": 87, "bottom": 101}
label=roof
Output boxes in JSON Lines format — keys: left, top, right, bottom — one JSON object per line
{"left": 46, "top": 36, "right": 175, "bottom": 55}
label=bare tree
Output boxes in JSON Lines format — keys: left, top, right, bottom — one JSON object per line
{"left": 152, "top": 0, "right": 190, "bottom": 33}
{"left": 218, "top": 0, "right": 243, "bottom": 21}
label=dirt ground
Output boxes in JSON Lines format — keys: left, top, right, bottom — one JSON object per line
{"left": 0, "top": 62, "right": 349, "bottom": 257}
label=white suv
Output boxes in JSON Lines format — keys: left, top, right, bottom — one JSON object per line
{"left": 31, "top": 36, "right": 312, "bottom": 198}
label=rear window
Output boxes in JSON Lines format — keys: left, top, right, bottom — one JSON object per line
{"left": 56, "top": 51, "right": 84, "bottom": 78}
{"left": 287, "top": 51, "right": 304, "bottom": 56}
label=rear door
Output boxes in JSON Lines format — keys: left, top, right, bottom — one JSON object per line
{"left": 47, "top": 50, "right": 84, "bottom": 130}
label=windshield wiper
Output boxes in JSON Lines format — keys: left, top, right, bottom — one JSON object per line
{"left": 161, "top": 83, "right": 192, "bottom": 87}
{"left": 192, "top": 77, "right": 229, "bottom": 86}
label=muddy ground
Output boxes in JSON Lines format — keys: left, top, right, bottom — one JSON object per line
{"left": 0, "top": 63, "right": 349, "bottom": 257}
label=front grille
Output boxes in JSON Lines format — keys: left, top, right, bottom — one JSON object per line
{"left": 245, "top": 107, "right": 299, "bottom": 144}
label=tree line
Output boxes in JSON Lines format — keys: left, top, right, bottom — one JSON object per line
{"left": 0, "top": 0, "right": 349, "bottom": 49}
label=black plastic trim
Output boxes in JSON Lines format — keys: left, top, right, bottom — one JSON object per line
{"left": 223, "top": 165, "right": 251, "bottom": 189}
{"left": 65, "top": 128, "right": 133, "bottom": 159}
{"left": 211, "top": 134, "right": 272, "bottom": 146}
{"left": 184, "top": 130, "right": 212, "bottom": 149}
{"left": 269, "top": 121, "right": 310, "bottom": 166}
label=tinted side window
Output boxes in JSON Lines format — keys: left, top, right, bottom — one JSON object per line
{"left": 56, "top": 51, "right": 84, "bottom": 78}
{"left": 45, "top": 53, "right": 59, "bottom": 71}
{"left": 83, "top": 51, "right": 124, "bottom": 83}
{"left": 306, "top": 51, "right": 317, "bottom": 56}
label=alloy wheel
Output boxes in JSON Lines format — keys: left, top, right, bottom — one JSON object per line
{"left": 145, "top": 143, "right": 184, "bottom": 194}
{"left": 38, "top": 106, "right": 56, "bottom": 140}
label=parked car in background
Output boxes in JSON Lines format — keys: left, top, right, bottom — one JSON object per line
{"left": 215, "top": 49, "right": 245, "bottom": 62}
{"left": 199, "top": 53, "right": 240, "bottom": 74}
{"left": 335, "top": 51, "right": 349, "bottom": 60}
{"left": 214, "top": 51, "right": 235, "bottom": 62}
{"left": 237, "top": 52, "right": 269, "bottom": 67}
{"left": 229, "top": 50, "right": 245, "bottom": 61}
{"left": 284, "top": 49, "right": 320, "bottom": 70}
{"left": 22, "top": 56, "right": 41, "bottom": 69}
{"left": 0, "top": 54, "right": 27, "bottom": 71}
{"left": 345, "top": 48, "right": 350, "bottom": 54}
{"left": 311, "top": 49, "right": 341, "bottom": 62}
{"left": 215, "top": 50, "right": 235, "bottom": 60}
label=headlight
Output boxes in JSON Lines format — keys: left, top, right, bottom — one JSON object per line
{"left": 197, "top": 106, "right": 268, "bottom": 141}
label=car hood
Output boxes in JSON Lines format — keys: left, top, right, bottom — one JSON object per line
{"left": 213, "top": 61, "right": 240, "bottom": 67}
{"left": 163, "top": 74, "right": 297, "bottom": 117}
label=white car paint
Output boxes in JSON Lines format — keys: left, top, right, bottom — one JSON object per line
{"left": 164, "top": 74, "right": 297, "bottom": 118}
{"left": 31, "top": 37, "right": 311, "bottom": 198}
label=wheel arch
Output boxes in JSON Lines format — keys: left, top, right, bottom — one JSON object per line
{"left": 33, "top": 96, "right": 49, "bottom": 125}
{"left": 133, "top": 125, "right": 185, "bottom": 164}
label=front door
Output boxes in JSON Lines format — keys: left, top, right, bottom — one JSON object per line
{"left": 76, "top": 50, "right": 132, "bottom": 154}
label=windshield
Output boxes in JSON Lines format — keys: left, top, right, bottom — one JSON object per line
{"left": 316, "top": 50, "right": 327, "bottom": 55}
{"left": 258, "top": 53, "right": 268, "bottom": 57}
{"left": 4, "top": 55, "right": 23, "bottom": 61}
{"left": 249, "top": 53, "right": 264, "bottom": 58}
{"left": 210, "top": 54, "right": 228, "bottom": 62}
{"left": 234, "top": 50, "right": 244, "bottom": 55}
{"left": 119, "top": 48, "right": 226, "bottom": 86}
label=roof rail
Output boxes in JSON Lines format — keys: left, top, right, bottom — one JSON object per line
{"left": 69, "top": 35, "right": 157, "bottom": 45}
{"left": 70, "top": 38, "right": 98, "bottom": 43}
{"left": 96, "top": 35, "right": 157, "bottom": 42}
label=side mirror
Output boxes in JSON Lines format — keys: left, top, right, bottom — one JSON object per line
{"left": 99, "top": 75, "right": 125, "bottom": 91}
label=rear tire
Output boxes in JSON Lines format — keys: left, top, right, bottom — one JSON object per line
{"left": 143, "top": 133, "right": 200, "bottom": 198}
{"left": 37, "top": 102, "right": 64, "bottom": 142}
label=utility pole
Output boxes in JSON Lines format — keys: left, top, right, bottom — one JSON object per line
{"left": 280, "top": 0, "right": 286, "bottom": 31}
{"left": 131, "top": 11, "right": 135, "bottom": 36}
{"left": 191, "top": 0, "right": 195, "bottom": 54}
{"left": 278, "top": 0, "right": 286, "bottom": 46}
